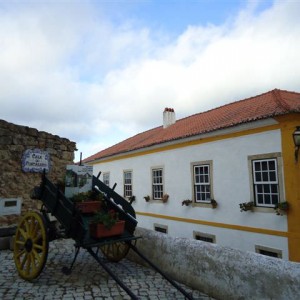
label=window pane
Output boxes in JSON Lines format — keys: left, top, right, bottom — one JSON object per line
{"left": 257, "top": 193, "right": 263, "bottom": 204}
{"left": 261, "top": 161, "right": 268, "bottom": 171}
{"left": 264, "top": 184, "right": 270, "bottom": 193}
{"left": 255, "top": 172, "right": 262, "bottom": 182}
{"left": 272, "top": 195, "right": 279, "bottom": 205}
{"left": 271, "top": 185, "right": 278, "bottom": 193}
{"left": 262, "top": 172, "right": 269, "bottom": 182}
{"left": 254, "top": 161, "right": 261, "bottom": 171}
{"left": 269, "top": 171, "right": 276, "bottom": 182}
{"left": 269, "top": 160, "right": 275, "bottom": 170}
{"left": 257, "top": 185, "right": 263, "bottom": 193}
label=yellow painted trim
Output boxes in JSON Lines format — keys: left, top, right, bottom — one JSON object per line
{"left": 136, "top": 211, "right": 291, "bottom": 238}
{"left": 88, "top": 123, "right": 280, "bottom": 165}
{"left": 276, "top": 114, "right": 300, "bottom": 262}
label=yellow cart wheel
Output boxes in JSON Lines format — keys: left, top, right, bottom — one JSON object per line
{"left": 13, "top": 211, "right": 49, "bottom": 281}
{"left": 100, "top": 241, "right": 130, "bottom": 262}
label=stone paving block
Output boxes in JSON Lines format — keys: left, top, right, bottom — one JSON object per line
{"left": 0, "top": 238, "right": 213, "bottom": 300}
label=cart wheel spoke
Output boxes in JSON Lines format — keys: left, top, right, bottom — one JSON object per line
{"left": 100, "top": 242, "right": 130, "bottom": 262}
{"left": 20, "top": 253, "right": 28, "bottom": 269}
{"left": 33, "top": 243, "right": 43, "bottom": 250}
{"left": 32, "top": 249, "right": 42, "bottom": 263}
{"left": 16, "top": 249, "right": 26, "bottom": 259}
{"left": 16, "top": 240, "right": 25, "bottom": 246}
{"left": 13, "top": 211, "right": 49, "bottom": 281}
{"left": 18, "top": 228, "right": 28, "bottom": 240}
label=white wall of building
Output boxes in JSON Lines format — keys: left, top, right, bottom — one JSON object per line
{"left": 92, "top": 128, "right": 289, "bottom": 259}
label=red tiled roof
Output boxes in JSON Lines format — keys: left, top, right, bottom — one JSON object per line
{"left": 84, "top": 89, "right": 300, "bottom": 163}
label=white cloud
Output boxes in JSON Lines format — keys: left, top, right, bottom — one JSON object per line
{"left": 0, "top": 0, "right": 299, "bottom": 162}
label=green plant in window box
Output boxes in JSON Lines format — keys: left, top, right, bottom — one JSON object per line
{"left": 129, "top": 195, "right": 135, "bottom": 204}
{"left": 274, "top": 201, "right": 289, "bottom": 216}
{"left": 162, "top": 194, "right": 169, "bottom": 203}
{"left": 210, "top": 199, "right": 218, "bottom": 209}
{"left": 239, "top": 201, "right": 254, "bottom": 212}
{"left": 182, "top": 199, "right": 193, "bottom": 206}
{"left": 144, "top": 195, "right": 150, "bottom": 202}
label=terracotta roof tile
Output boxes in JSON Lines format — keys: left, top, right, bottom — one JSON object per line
{"left": 84, "top": 89, "right": 300, "bottom": 163}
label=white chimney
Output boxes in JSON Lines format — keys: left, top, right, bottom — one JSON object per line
{"left": 163, "top": 107, "right": 176, "bottom": 128}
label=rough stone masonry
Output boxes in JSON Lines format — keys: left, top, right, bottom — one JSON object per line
{"left": 0, "top": 119, "right": 76, "bottom": 227}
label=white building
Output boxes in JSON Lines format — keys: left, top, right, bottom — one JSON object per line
{"left": 84, "top": 89, "right": 300, "bottom": 262}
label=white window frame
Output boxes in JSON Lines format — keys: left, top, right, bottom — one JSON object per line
{"left": 103, "top": 172, "right": 110, "bottom": 187}
{"left": 192, "top": 161, "right": 213, "bottom": 203}
{"left": 152, "top": 167, "right": 164, "bottom": 200}
{"left": 248, "top": 153, "right": 284, "bottom": 209}
{"left": 123, "top": 170, "right": 133, "bottom": 198}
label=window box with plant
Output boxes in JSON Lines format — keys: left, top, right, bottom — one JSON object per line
{"left": 162, "top": 194, "right": 169, "bottom": 203}
{"left": 89, "top": 209, "right": 125, "bottom": 239}
{"left": 274, "top": 201, "right": 289, "bottom": 216}
{"left": 210, "top": 199, "right": 218, "bottom": 209}
{"left": 128, "top": 195, "right": 135, "bottom": 204}
{"left": 239, "top": 201, "right": 254, "bottom": 212}
{"left": 71, "top": 190, "right": 103, "bottom": 214}
{"left": 182, "top": 199, "right": 193, "bottom": 206}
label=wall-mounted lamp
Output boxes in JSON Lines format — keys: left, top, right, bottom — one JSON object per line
{"left": 293, "top": 126, "right": 300, "bottom": 162}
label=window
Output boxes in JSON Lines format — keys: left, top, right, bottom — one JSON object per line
{"left": 193, "top": 231, "right": 216, "bottom": 243}
{"left": 193, "top": 163, "right": 212, "bottom": 203}
{"left": 103, "top": 172, "right": 110, "bottom": 187}
{"left": 255, "top": 245, "right": 282, "bottom": 259}
{"left": 152, "top": 168, "right": 163, "bottom": 200}
{"left": 252, "top": 158, "right": 279, "bottom": 207}
{"left": 124, "top": 171, "right": 132, "bottom": 198}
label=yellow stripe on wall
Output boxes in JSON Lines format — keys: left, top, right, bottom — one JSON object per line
{"left": 136, "top": 211, "right": 290, "bottom": 238}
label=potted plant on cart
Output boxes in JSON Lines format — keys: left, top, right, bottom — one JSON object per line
{"left": 89, "top": 209, "right": 125, "bottom": 238}
{"left": 71, "top": 190, "right": 103, "bottom": 214}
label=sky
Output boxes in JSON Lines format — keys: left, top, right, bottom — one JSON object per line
{"left": 0, "top": 0, "right": 299, "bottom": 162}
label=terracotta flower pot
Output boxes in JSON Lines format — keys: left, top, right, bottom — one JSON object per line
{"left": 75, "top": 201, "right": 101, "bottom": 214}
{"left": 89, "top": 220, "right": 125, "bottom": 238}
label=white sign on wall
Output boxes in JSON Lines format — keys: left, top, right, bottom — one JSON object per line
{"left": 22, "top": 149, "right": 50, "bottom": 173}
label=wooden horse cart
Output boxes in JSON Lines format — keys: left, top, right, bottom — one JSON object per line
{"left": 13, "top": 172, "right": 194, "bottom": 299}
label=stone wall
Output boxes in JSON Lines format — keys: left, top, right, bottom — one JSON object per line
{"left": 0, "top": 119, "right": 76, "bottom": 227}
{"left": 128, "top": 227, "right": 300, "bottom": 300}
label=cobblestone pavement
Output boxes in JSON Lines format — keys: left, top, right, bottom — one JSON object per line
{"left": 0, "top": 239, "right": 213, "bottom": 300}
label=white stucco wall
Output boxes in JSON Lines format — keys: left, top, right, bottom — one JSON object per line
{"left": 92, "top": 128, "right": 289, "bottom": 259}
